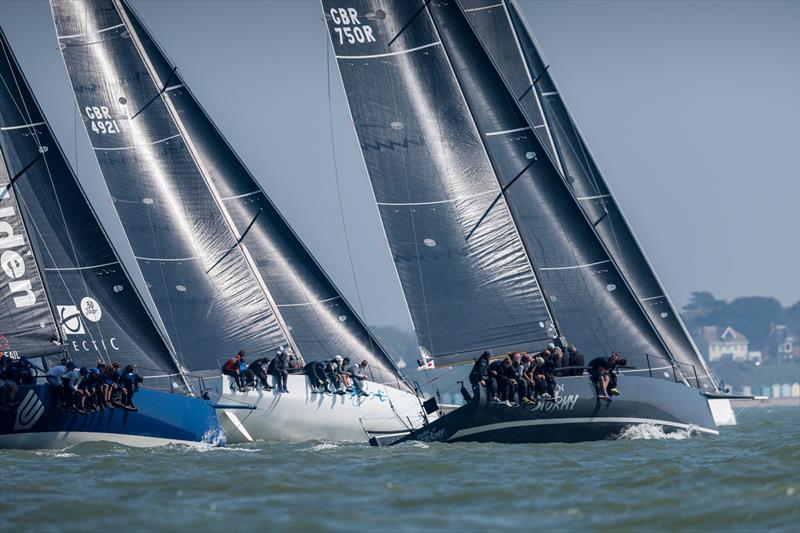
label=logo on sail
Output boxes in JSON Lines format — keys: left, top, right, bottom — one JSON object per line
{"left": 57, "top": 305, "right": 85, "bottom": 336}
{"left": 0, "top": 184, "right": 36, "bottom": 309}
{"left": 14, "top": 389, "right": 44, "bottom": 431}
{"left": 57, "top": 297, "right": 102, "bottom": 336}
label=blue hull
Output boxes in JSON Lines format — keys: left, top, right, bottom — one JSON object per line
{"left": 0, "top": 384, "right": 223, "bottom": 449}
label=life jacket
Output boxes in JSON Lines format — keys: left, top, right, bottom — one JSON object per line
{"left": 222, "top": 358, "right": 238, "bottom": 373}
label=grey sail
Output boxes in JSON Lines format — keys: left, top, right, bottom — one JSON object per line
{"left": 463, "top": 0, "right": 714, "bottom": 389}
{"left": 323, "top": 1, "right": 559, "bottom": 367}
{"left": 0, "top": 27, "right": 181, "bottom": 381}
{"left": 110, "top": 0, "right": 407, "bottom": 387}
{"left": 325, "top": 0, "right": 680, "bottom": 380}
{"left": 51, "top": 0, "right": 292, "bottom": 373}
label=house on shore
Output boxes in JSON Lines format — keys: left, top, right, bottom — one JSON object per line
{"left": 697, "top": 326, "right": 761, "bottom": 363}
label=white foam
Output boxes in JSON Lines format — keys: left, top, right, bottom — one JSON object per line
{"left": 305, "top": 442, "right": 339, "bottom": 451}
{"left": 616, "top": 423, "right": 696, "bottom": 440}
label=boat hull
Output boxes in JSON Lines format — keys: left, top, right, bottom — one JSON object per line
{"left": 389, "top": 375, "right": 717, "bottom": 445}
{"left": 0, "top": 384, "right": 222, "bottom": 449}
{"left": 215, "top": 374, "right": 427, "bottom": 443}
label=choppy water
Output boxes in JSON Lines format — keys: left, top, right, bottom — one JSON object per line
{"left": 1, "top": 407, "right": 798, "bottom": 532}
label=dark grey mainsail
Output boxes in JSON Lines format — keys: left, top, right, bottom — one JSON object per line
{"left": 51, "top": 0, "right": 292, "bottom": 373}
{"left": 0, "top": 27, "right": 180, "bottom": 379}
{"left": 462, "top": 0, "right": 715, "bottom": 389}
{"left": 324, "top": 0, "right": 680, "bottom": 379}
{"left": 323, "top": 1, "right": 561, "bottom": 366}
{"left": 107, "top": 0, "right": 406, "bottom": 386}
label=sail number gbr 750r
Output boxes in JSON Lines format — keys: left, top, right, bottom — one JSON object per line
{"left": 329, "top": 8, "right": 376, "bottom": 45}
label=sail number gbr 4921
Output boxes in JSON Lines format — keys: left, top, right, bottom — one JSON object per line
{"left": 329, "top": 8, "right": 376, "bottom": 45}
{"left": 85, "top": 106, "right": 120, "bottom": 135}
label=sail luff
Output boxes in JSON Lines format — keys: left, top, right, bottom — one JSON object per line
{"left": 111, "top": 0, "right": 302, "bottom": 361}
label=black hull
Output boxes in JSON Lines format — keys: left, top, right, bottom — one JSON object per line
{"left": 384, "top": 375, "right": 717, "bottom": 445}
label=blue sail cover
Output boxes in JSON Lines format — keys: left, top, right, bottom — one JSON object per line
{"left": 323, "top": 1, "right": 557, "bottom": 366}
{"left": 0, "top": 28, "right": 180, "bottom": 378}
{"left": 109, "top": 0, "right": 407, "bottom": 387}
{"left": 462, "top": 0, "right": 714, "bottom": 388}
{"left": 51, "top": 0, "right": 291, "bottom": 372}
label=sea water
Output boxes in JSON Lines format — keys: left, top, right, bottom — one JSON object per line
{"left": 1, "top": 407, "right": 798, "bottom": 531}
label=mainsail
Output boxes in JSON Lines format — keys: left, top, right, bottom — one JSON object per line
{"left": 52, "top": 0, "right": 407, "bottom": 385}
{"left": 324, "top": 0, "right": 680, "bottom": 379}
{"left": 0, "top": 27, "right": 180, "bottom": 379}
{"left": 51, "top": 0, "right": 292, "bottom": 373}
{"left": 110, "top": 0, "right": 406, "bottom": 385}
{"left": 462, "top": 0, "right": 715, "bottom": 389}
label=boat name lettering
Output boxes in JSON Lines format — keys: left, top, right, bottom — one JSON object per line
{"left": 530, "top": 394, "right": 579, "bottom": 413}
{"left": 84, "top": 106, "right": 120, "bottom": 135}
{"left": 330, "top": 8, "right": 376, "bottom": 45}
{"left": 0, "top": 186, "right": 36, "bottom": 308}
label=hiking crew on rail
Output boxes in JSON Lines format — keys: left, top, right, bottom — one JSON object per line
{"left": 469, "top": 345, "right": 624, "bottom": 405}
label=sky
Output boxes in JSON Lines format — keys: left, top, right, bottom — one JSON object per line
{"left": 0, "top": 0, "right": 798, "bottom": 332}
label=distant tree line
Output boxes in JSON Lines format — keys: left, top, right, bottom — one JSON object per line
{"left": 681, "top": 292, "right": 800, "bottom": 352}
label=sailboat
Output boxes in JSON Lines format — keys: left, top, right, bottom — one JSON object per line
{"left": 323, "top": 0, "right": 719, "bottom": 443}
{"left": 0, "top": 28, "right": 221, "bottom": 449}
{"left": 50, "top": 0, "right": 428, "bottom": 443}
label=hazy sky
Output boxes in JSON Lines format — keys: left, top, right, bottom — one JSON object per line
{"left": 0, "top": 0, "right": 798, "bottom": 331}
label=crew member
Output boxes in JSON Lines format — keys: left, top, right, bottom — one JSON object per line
{"left": 567, "top": 345, "right": 585, "bottom": 376}
{"left": 468, "top": 351, "right": 492, "bottom": 401}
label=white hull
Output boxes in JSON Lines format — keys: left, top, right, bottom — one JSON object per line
{"left": 708, "top": 398, "right": 738, "bottom": 426}
{"left": 215, "top": 374, "right": 429, "bottom": 443}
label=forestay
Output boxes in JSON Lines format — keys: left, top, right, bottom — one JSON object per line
{"left": 51, "top": 0, "right": 290, "bottom": 372}
{"left": 463, "top": 0, "right": 714, "bottom": 389}
{"left": 109, "top": 0, "right": 407, "bottom": 388}
{"left": 0, "top": 28, "right": 181, "bottom": 380}
{"left": 323, "top": 1, "right": 557, "bottom": 366}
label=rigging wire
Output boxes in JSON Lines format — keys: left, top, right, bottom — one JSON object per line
{"left": 324, "top": 25, "right": 377, "bottom": 354}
